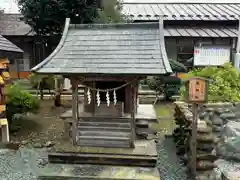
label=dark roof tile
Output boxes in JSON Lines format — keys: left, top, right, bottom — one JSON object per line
{"left": 0, "top": 14, "right": 33, "bottom": 36}
{"left": 31, "top": 19, "right": 172, "bottom": 75}
{"left": 122, "top": 3, "right": 240, "bottom": 21}
{"left": 0, "top": 35, "right": 23, "bottom": 53}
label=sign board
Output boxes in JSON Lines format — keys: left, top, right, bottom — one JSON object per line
{"left": 194, "top": 45, "right": 230, "bottom": 66}
{"left": 186, "top": 77, "right": 208, "bottom": 103}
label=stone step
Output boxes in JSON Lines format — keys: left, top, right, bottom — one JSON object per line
{"left": 48, "top": 153, "right": 157, "bottom": 167}
{"left": 81, "top": 117, "right": 130, "bottom": 123}
{"left": 78, "top": 126, "right": 131, "bottom": 132}
{"left": 136, "top": 128, "right": 156, "bottom": 138}
{"left": 136, "top": 120, "right": 149, "bottom": 128}
{"left": 79, "top": 130, "right": 131, "bottom": 137}
{"left": 77, "top": 136, "right": 131, "bottom": 148}
{"left": 77, "top": 140, "right": 131, "bottom": 148}
{"left": 78, "top": 121, "right": 131, "bottom": 128}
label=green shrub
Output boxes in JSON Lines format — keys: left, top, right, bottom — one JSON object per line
{"left": 5, "top": 82, "right": 40, "bottom": 129}
{"left": 28, "top": 73, "right": 55, "bottom": 90}
{"left": 180, "top": 63, "right": 240, "bottom": 102}
{"left": 147, "top": 75, "right": 182, "bottom": 100}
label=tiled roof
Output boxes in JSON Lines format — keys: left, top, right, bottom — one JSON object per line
{"left": 122, "top": 2, "right": 240, "bottom": 21}
{"left": 164, "top": 26, "right": 238, "bottom": 37}
{"left": 0, "top": 14, "right": 33, "bottom": 36}
{"left": 0, "top": 35, "right": 23, "bottom": 53}
{"left": 31, "top": 18, "right": 172, "bottom": 75}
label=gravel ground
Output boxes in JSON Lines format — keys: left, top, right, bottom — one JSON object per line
{"left": 0, "top": 100, "right": 191, "bottom": 180}
{"left": 157, "top": 137, "right": 189, "bottom": 180}
{"left": 0, "top": 148, "right": 37, "bottom": 180}
{"left": 0, "top": 137, "right": 189, "bottom": 180}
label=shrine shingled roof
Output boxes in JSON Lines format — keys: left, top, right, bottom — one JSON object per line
{"left": 31, "top": 18, "right": 172, "bottom": 75}
{"left": 0, "top": 35, "right": 23, "bottom": 53}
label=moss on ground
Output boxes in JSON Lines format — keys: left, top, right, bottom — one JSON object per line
{"left": 154, "top": 104, "right": 171, "bottom": 118}
{"left": 151, "top": 104, "right": 176, "bottom": 135}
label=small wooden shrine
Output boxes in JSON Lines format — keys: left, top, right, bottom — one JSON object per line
{"left": 32, "top": 18, "right": 172, "bottom": 148}
{"left": 0, "top": 35, "right": 23, "bottom": 142}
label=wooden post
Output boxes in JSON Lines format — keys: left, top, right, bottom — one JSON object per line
{"left": 71, "top": 78, "right": 78, "bottom": 145}
{"left": 190, "top": 103, "right": 198, "bottom": 179}
{"left": 185, "top": 77, "right": 209, "bottom": 179}
{"left": 130, "top": 82, "right": 136, "bottom": 148}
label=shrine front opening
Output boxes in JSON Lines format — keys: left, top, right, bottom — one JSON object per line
{"left": 96, "top": 81, "right": 125, "bottom": 103}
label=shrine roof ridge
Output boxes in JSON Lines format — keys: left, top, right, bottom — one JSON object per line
{"left": 69, "top": 22, "right": 159, "bottom": 30}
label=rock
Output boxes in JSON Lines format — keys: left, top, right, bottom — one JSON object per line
{"left": 196, "top": 160, "right": 216, "bottom": 170}
{"left": 216, "top": 137, "right": 240, "bottom": 161}
{"left": 221, "top": 171, "right": 240, "bottom": 180}
{"left": 21, "top": 140, "right": 29, "bottom": 145}
{"left": 199, "top": 112, "right": 208, "bottom": 119}
{"left": 198, "top": 126, "right": 212, "bottom": 133}
{"left": 224, "top": 122, "right": 240, "bottom": 138}
{"left": 212, "top": 116, "right": 223, "bottom": 126}
{"left": 33, "top": 143, "right": 42, "bottom": 148}
{"left": 220, "top": 113, "right": 236, "bottom": 121}
{"left": 206, "top": 108, "right": 214, "bottom": 112}
{"left": 38, "top": 158, "right": 48, "bottom": 166}
{"left": 212, "top": 125, "right": 223, "bottom": 132}
{"left": 197, "top": 143, "right": 215, "bottom": 151}
{"left": 44, "top": 141, "right": 55, "bottom": 148}
{"left": 205, "top": 119, "right": 213, "bottom": 126}
{"left": 214, "top": 159, "right": 240, "bottom": 180}
{"left": 198, "top": 120, "right": 207, "bottom": 128}
{"left": 209, "top": 168, "right": 222, "bottom": 180}
{"left": 196, "top": 153, "right": 218, "bottom": 161}
{"left": 215, "top": 108, "right": 231, "bottom": 115}
{"left": 197, "top": 134, "right": 215, "bottom": 142}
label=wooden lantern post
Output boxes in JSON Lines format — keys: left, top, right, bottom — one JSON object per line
{"left": 0, "top": 59, "right": 10, "bottom": 143}
{"left": 185, "top": 77, "right": 209, "bottom": 179}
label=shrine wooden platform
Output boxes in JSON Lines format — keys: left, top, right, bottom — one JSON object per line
{"left": 60, "top": 104, "right": 157, "bottom": 123}
{"left": 48, "top": 140, "right": 158, "bottom": 171}
{"left": 50, "top": 139, "right": 157, "bottom": 156}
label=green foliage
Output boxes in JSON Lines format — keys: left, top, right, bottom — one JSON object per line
{"left": 5, "top": 83, "right": 40, "bottom": 129}
{"left": 169, "top": 59, "right": 188, "bottom": 73}
{"left": 28, "top": 73, "right": 55, "bottom": 90}
{"left": 180, "top": 62, "right": 240, "bottom": 102}
{"left": 18, "top": 0, "right": 98, "bottom": 35}
{"left": 95, "top": 0, "right": 126, "bottom": 23}
{"left": 18, "top": 0, "right": 125, "bottom": 36}
{"left": 148, "top": 75, "right": 182, "bottom": 99}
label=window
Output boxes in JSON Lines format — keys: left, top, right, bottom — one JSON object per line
{"left": 177, "top": 46, "right": 194, "bottom": 70}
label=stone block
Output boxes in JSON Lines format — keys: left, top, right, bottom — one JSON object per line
{"left": 216, "top": 137, "right": 240, "bottom": 161}
{"left": 220, "top": 113, "right": 236, "bottom": 121}
{"left": 224, "top": 122, "right": 240, "bottom": 138}
{"left": 212, "top": 125, "right": 224, "bottom": 132}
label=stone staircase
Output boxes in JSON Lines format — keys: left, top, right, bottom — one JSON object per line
{"left": 77, "top": 117, "right": 132, "bottom": 148}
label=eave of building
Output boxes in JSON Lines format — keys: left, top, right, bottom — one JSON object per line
{"left": 122, "top": 2, "right": 240, "bottom": 21}
{"left": 0, "top": 35, "right": 23, "bottom": 58}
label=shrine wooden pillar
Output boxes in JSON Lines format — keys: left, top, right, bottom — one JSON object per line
{"left": 130, "top": 80, "right": 137, "bottom": 147}
{"left": 71, "top": 78, "right": 78, "bottom": 145}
